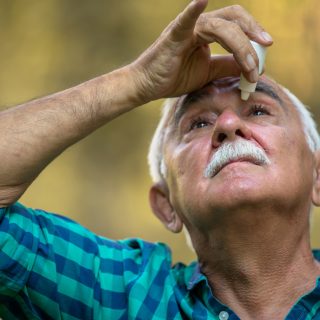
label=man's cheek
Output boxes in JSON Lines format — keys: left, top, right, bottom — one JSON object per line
{"left": 179, "top": 150, "right": 206, "bottom": 180}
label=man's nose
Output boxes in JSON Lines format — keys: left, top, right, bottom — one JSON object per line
{"left": 211, "top": 110, "right": 252, "bottom": 147}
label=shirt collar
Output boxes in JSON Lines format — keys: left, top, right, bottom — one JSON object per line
{"left": 313, "top": 249, "right": 320, "bottom": 262}
{"left": 186, "top": 262, "right": 207, "bottom": 290}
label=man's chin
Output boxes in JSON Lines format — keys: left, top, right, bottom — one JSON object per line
{"left": 205, "top": 165, "right": 268, "bottom": 203}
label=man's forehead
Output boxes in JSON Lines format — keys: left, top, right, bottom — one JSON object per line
{"left": 172, "top": 75, "right": 286, "bottom": 125}
{"left": 188, "top": 75, "right": 282, "bottom": 98}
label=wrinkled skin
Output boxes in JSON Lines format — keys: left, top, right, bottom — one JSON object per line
{"left": 149, "top": 76, "right": 320, "bottom": 319}
{"left": 163, "top": 76, "right": 316, "bottom": 232}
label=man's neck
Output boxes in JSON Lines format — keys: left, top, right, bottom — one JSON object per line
{"left": 192, "top": 207, "right": 320, "bottom": 320}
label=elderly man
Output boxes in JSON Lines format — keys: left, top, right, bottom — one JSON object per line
{"left": 0, "top": 0, "right": 319, "bottom": 319}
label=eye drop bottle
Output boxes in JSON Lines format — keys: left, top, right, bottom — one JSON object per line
{"left": 239, "top": 41, "right": 267, "bottom": 100}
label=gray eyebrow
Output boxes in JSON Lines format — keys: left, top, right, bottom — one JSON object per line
{"left": 255, "top": 81, "right": 283, "bottom": 106}
{"left": 174, "top": 91, "right": 210, "bottom": 125}
{"left": 174, "top": 80, "right": 284, "bottom": 126}
{"left": 174, "top": 91, "right": 210, "bottom": 126}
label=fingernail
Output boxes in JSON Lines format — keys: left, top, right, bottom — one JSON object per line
{"left": 249, "top": 69, "right": 259, "bottom": 83}
{"left": 246, "top": 54, "right": 256, "bottom": 71}
{"left": 260, "top": 31, "right": 273, "bottom": 42}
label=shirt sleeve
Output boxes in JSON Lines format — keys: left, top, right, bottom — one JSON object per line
{"left": 0, "top": 202, "right": 171, "bottom": 319}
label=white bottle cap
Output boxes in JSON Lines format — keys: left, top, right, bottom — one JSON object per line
{"left": 239, "top": 41, "right": 266, "bottom": 101}
{"left": 239, "top": 74, "right": 257, "bottom": 100}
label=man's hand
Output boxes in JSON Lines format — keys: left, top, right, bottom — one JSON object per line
{"left": 131, "top": 0, "right": 273, "bottom": 102}
{"left": 0, "top": 0, "right": 272, "bottom": 206}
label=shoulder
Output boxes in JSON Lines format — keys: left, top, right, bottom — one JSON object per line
{"left": 0, "top": 202, "right": 175, "bottom": 274}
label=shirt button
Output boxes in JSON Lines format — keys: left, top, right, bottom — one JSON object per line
{"left": 219, "top": 311, "right": 229, "bottom": 320}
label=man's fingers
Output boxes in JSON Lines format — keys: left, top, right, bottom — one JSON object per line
{"left": 214, "top": 5, "right": 273, "bottom": 46}
{"left": 169, "top": 0, "right": 208, "bottom": 41}
{"left": 192, "top": 5, "right": 272, "bottom": 82}
{"left": 195, "top": 18, "right": 262, "bottom": 81}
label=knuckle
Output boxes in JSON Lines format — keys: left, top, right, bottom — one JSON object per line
{"left": 194, "top": 14, "right": 211, "bottom": 37}
{"left": 235, "top": 41, "right": 248, "bottom": 57}
{"left": 233, "top": 40, "right": 252, "bottom": 62}
{"left": 195, "top": 14, "right": 206, "bottom": 29}
{"left": 209, "top": 17, "right": 223, "bottom": 31}
{"left": 161, "top": 20, "right": 176, "bottom": 38}
{"left": 229, "top": 4, "right": 245, "bottom": 14}
{"left": 173, "top": 13, "right": 184, "bottom": 30}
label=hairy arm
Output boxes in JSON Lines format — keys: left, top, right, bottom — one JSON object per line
{"left": 0, "top": 67, "right": 142, "bottom": 205}
{"left": 0, "top": 0, "right": 272, "bottom": 206}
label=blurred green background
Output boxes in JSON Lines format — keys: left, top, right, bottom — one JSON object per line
{"left": 1, "top": 0, "right": 320, "bottom": 264}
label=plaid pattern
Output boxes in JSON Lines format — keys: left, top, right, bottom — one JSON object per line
{"left": 0, "top": 202, "right": 319, "bottom": 319}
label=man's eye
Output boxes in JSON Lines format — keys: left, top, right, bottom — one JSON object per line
{"left": 190, "top": 118, "right": 210, "bottom": 130}
{"left": 251, "top": 104, "right": 269, "bottom": 116}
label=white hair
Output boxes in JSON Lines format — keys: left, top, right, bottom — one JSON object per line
{"left": 148, "top": 88, "right": 320, "bottom": 184}
{"left": 282, "top": 87, "right": 320, "bottom": 152}
{"left": 148, "top": 97, "right": 178, "bottom": 183}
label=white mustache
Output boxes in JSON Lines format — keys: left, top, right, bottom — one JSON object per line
{"left": 203, "top": 139, "right": 270, "bottom": 178}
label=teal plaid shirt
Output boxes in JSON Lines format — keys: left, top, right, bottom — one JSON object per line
{"left": 0, "top": 202, "right": 320, "bottom": 319}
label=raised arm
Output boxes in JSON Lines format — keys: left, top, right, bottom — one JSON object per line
{"left": 0, "top": 0, "right": 272, "bottom": 206}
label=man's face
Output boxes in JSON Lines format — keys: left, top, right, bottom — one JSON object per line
{"left": 162, "top": 76, "right": 316, "bottom": 231}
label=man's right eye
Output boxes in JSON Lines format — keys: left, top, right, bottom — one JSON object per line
{"left": 190, "top": 117, "right": 210, "bottom": 131}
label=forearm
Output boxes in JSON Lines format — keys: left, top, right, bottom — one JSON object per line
{"left": 0, "top": 64, "right": 143, "bottom": 206}
{"left": 0, "top": 1, "right": 273, "bottom": 206}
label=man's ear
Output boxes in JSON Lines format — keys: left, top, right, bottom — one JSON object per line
{"left": 312, "top": 150, "right": 320, "bottom": 206}
{"left": 149, "top": 182, "right": 183, "bottom": 233}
